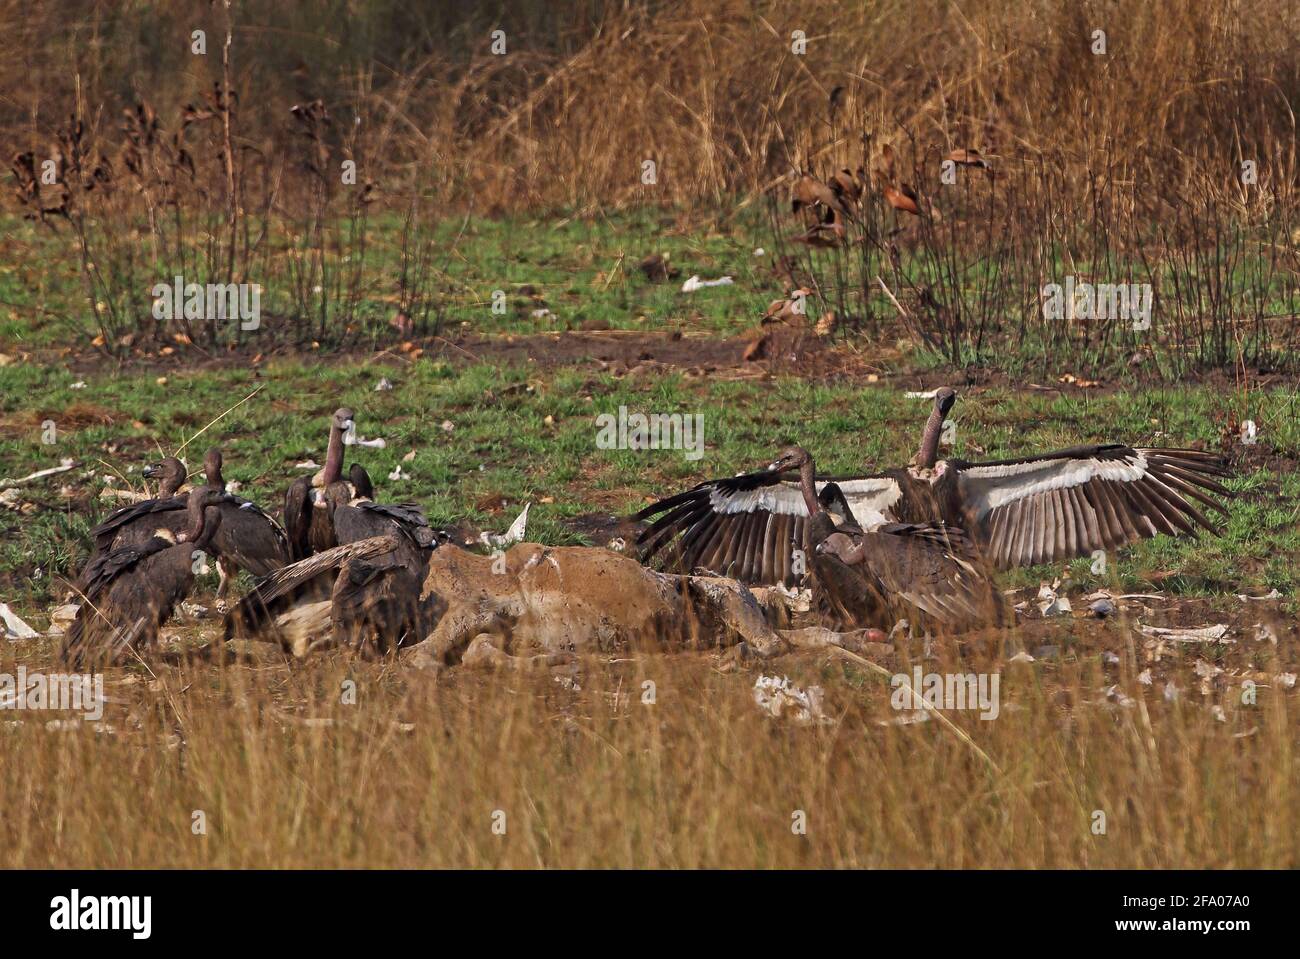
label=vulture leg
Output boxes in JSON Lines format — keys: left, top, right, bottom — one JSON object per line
{"left": 215, "top": 557, "right": 238, "bottom": 613}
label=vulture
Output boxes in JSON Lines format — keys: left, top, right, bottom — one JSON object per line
{"left": 225, "top": 534, "right": 439, "bottom": 658}
{"left": 635, "top": 389, "right": 1234, "bottom": 586}
{"left": 284, "top": 407, "right": 354, "bottom": 560}
{"left": 86, "top": 449, "right": 290, "bottom": 605}
{"left": 62, "top": 486, "right": 225, "bottom": 669}
{"left": 85, "top": 457, "right": 191, "bottom": 566}
{"left": 768, "top": 445, "right": 1004, "bottom": 629}
{"left": 199, "top": 449, "right": 292, "bottom": 606}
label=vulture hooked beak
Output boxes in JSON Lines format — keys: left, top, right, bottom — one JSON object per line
{"left": 142, "top": 463, "right": 163, "bottom": 479}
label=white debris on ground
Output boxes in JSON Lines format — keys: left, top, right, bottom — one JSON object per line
{"left": 752, "top": 674, "right": 831, "bottom": 725}
{"left": 295, "top": 459, "right": 321, "bottom": 471}
{"left": 374, "top": 377, "right": 394, "bottom": 391}
{"left": 1036, "top": 582, "right": 1072, "bottom": 616}
{"left": 344, "top": 431, "right": 386, "bottom": 448}
{"left": 1236, "top": 588, "right": 1282, "bottom": 601}
{"left": 680, "top": 274, "right": 734, "bottom": 292}
{"left": 46, "top": 603, "right": 80, "bottom": 636}
{"left": 1, "top": 604, "right": 39, "bottom": 640}
{"left": 1139, "top": 623, "right": 1232, "bottom": 644}
{"left": 387, "top": 464, "right": 408, "bottom": 481}
{"left": 754, "top": 582, "right": 813, "bottom": 614}
{"left": 479, "top": 503, "right": 530, "bottom": 549}
{"left": 0, "top": 458, "right": 76, "bottom": 488}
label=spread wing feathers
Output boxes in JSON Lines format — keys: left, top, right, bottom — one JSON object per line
{"left": 225, "top": 534, "right": 399, "bottom": 639}
{"left": 91, "top": 496, "right": 187, "bottom": 550}
{"left": 212, "top": 498, "right": 291, "bottom": 575}
{"left": 855, "top": 523, "right": 993, "bottom": 625}
{"left": 635, "top": 469, "right": 900, "bottom": 586}
{"left": 955, "top": 446, "right": 1233, "bottom": 569}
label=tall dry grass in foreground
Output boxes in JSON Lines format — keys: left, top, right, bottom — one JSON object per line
{"left": 1, "top": 625, "right": 1293, "bottom": 868}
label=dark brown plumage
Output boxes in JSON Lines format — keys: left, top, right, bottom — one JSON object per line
{"left": 284, "top": 407, "right": 354, "bottom": 560}
{"left": 199, "top": 449, "right": 291, "bottom": 605}
{"left": 225, "top": 534, "right": 438, "bottom": 657}
{"left": 765, "top": 445, "right": 1003, "bottom": 629}
{"left": 635, "top": 390, "right": 1233, "bottom": 585}
{"left": 63, "top": 486, "right": 225, "bottom": 669}
{"left": 87, "top": 456, "right": 190, "bottom": 561}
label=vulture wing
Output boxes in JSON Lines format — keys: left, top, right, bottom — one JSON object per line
{"left": 635, "top": 469, "right": 901, "bottom": 586}
{"left": 91, "top": 496, "right": 187, "bottom": 551}
{"left": 953, "top": 446, "right": 1232, "bottom": 569}
{"left": 225, "top": 534, "right": 400, "bottom": 640}
{"left": 213, "top": 496, "right": 292, "bottom": 576}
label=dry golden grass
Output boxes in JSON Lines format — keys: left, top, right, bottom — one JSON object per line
{"left": 1, "top": 604, "right": 1294, "bottom": 869}
{"left": 1, "top": 0, "right": 1296, "bottom": 210}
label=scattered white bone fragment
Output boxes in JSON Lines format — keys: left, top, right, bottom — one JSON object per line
{"left": 752, "top": 248, "right": 765, "bottom": 256}
{"left": 1102, "top": 651, "right": 1121, "bottom": 665}
{"left": 905, "top": 389, "right": 941, "bottom": 399}
{"left": 375, "top": 377, "right": 394, "bottom": 392}
{"left": 46, "top": 603, "right": 80, "bottom": 636}
{"left": 1272, "top": 672, "right": 1297, "bottom": 689}
{"left": 344, "top": 432, "right": 386, "bottom": 449}
{"left": 1137, "top": 669, "right": 1153, "bottom": 685}
{"left": 402, "top": 449, "right": 417, "bottom": 462}
{"left": 1037, "top": 583, "right": 1071, "bottom": 616}
{"left": 480, "top": 503, "right": 530, "bottom": 548}
{"left": 1139, "top": 623, "right": 1231, "bottom": 644}
{"left": 530, "top": 309, "right": 553, "bottom": 319}
{"left": 441, "top": 420, "right": 455, "bottom": 433}
{"left": 680, "top": 274, "right": 734, "bottom": 293}
{"left": 1253, "top": 623, "right": 1278, "bottom": 645}
{"left": 1008, "top": 650, "right": 1036, "bottom": 664}
{"left": 1235, "top": 588, "right": 1281, "bottom": 601}
{"left": 1102, "top": 685, "right": 1136, "bottom": 708}
{"left": 752, "top": 674, "right": 830, "bottom": 725}
{"left": 70, "top": 381, "right": 86, "bottom": 389}
{"left": 1194, "top": 660, "right": 1223, "bottom": 680}
{"left": 387, "top": 465, "right": 408, "bottom": 482}
{"left": 757, "top": 582, "right": 813, "bottom": 614}
{"left": 1163, "top": 682, "right": 1181, "bottom": 702}
{"left": 295, "top": 459, "right": 321, "bottom": 471}
{"left": 1, "top": 604, "right": 39, "bottom": 640}
{"left": 0, "top": 458, "right": 76, "bottom": 488}
{"left": 1210, "top": 705, "right": 1227, "bottom": 722}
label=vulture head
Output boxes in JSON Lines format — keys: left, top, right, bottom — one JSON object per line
{"left": 934, "top": 387, "right": 956, "bottom": 417}
{"left": 815, "top": 531, "right": 863, "bottom": 564}
{"left": 142, "top": 456, "right": 188, "bottom": 496}
{"left": 332, "top": 407, "right": 356, "bottom": 434}
{"left": 767, "top": 445, "right": 813, "bottom": 474}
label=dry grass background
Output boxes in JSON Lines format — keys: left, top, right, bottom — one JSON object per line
{"left": 1, "top": 0, "right": 1296, "bottom": 210}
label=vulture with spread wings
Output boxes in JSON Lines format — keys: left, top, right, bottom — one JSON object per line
{"left": 635, "top": 389, "right": 1233, "bottom": 586}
